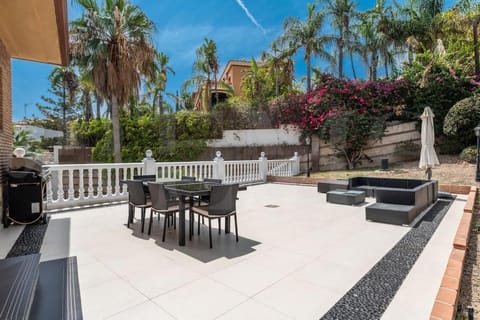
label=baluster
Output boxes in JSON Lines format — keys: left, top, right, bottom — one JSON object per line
{"left": 115, "top": 167, "right": 120, "bottom": 195}
{"left": 79, "top": 169, "right": 85, "bottom": 199}
{"left": 68, "top": 169, "right": 74, "bottom": 200}
{"left": 57, "top": 169, "right": 64, "bottom": 201}
{"left": 100, "top": 168, "right": 108, "bottom": 196}
{"left": 46, "top": 177, "right": 53, "bottom": 203}
{"left": 97, "top": 169, "right": 103, "bottom": 197}
{"left": 88, "top": 168, "right": 94, "bottom": 198}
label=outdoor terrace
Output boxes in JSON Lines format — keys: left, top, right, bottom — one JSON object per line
{"left": 0, "top": 183, "right": 467, "bottom": 319}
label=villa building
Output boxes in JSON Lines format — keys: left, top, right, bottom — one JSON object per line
{"left": 0, "top": 1, "right": 68, "bottom": 219}
{"left": 193, "top": 59, "right": 253, "bottom": 111}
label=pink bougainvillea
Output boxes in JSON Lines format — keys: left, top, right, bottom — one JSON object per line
{"left": 270, "top": 73, "right": 415, "bottom": 169}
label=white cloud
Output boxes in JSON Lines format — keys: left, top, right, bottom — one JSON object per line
{"left": 234, "top": 0, "right": 266, "bottom": 34}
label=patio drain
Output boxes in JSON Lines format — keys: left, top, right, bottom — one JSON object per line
{"left": 320, "top": 199, "right": 453, "bottom": 320}
{"left": 265, "top": 204, "right": 279, "bottom": 208}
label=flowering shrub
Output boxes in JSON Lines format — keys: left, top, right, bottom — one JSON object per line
{"left": 272, "top": 74, "right": 415, "bottom": 169}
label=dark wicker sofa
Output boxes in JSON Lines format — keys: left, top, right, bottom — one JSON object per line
{"left": 348, "top": 177, "right": 438, "bottom": 225}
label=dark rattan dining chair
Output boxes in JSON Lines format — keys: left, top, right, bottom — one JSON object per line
{"left": 191, "top": 184, "right": 239, "bottom": 248}
{"left": 125, "top": 180, "right": 151, "bottom": 233}
{"left": 147, "top": 183, "right": 181, "bottom": 241}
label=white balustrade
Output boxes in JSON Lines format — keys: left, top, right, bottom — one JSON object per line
{"left": 42, "top": 153, "right": 298, "bottom": 210}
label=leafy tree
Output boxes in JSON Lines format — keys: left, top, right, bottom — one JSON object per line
{"left": 71, "top": 0, "right": 156, "bottom": 162}
{"left": 34, "top": 67, "right": 81, "bottom": 140}
{"left": 276, "top": 3, "right": 333, "bottom": 92}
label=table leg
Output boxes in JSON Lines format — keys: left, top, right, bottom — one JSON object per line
{"left": 179, "top": 195, "right": 186, "bottom": 246}
{"left": 189, "top": 197, "right": 194, "bottom": 240}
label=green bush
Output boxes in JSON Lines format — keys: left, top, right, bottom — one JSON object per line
{"left": 90, "top": 112, "right": 215, "bottom": 163}
{"left": 403, "top": 54, "right": 476, "bottom": 132}
{"left": 460, "top": 145, "right": 477, "bottom": 163}
{"left": 443, "top": 95, "right": 480, "bottom": 150}
{"left": 71, "top": 118, "right": 110, "bottom": 147}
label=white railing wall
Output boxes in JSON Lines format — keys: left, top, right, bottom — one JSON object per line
{"left": 43, "top": 151, "right": 300, "bottom": 210}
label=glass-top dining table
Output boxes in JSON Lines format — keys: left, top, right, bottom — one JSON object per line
{"left": 123, "top": 179, "right": 226, "bottom": 246}
{"left": 163, "top": 182, "right": 217, "bottom": 246}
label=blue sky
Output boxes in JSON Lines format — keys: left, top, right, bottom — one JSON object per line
{"left": 11, "top": 0, "right": 456, "bottom": 121}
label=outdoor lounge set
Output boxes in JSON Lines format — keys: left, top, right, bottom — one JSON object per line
{"left": 319, "top": 176, "right": 439, "bottom": 225}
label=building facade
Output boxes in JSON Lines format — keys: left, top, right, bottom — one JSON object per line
{"left": 0, "top": 0, "right": 68, "bottom": 219}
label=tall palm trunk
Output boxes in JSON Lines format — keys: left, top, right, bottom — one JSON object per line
{"left": 349, "top": 51, "right": 357, "bottom": 79}
{"left": 338, "top": 38, "right": 344, "bottom": 79}
{"left": 371, "top": 51, "right": 378, "bottom": 81}
{"left": 275, "top": 63, "right": 280, "bottom": 96}
{"left": 306, "top": 50, "right": 311, "bottom": 92}
{"left": 159, "top": 93, "right": 164, "bottom": 115}
{"left": 111, "top": 95, "right": 122, "bottom": 163}
{"left": 95, "top": 93, "right": 102, "bottom": 119}
{"left": 84, "top": 89, "right": 93, "bottom": 120}
{"left": 214, "top": 73, "right": 218, "bottom": 106}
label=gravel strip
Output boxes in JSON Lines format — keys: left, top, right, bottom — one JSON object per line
{"left": 320, "top": 199, "right": 452, "bottom": 320}
{"left": 6, "top": 218, "right": 49, "bottom": 258}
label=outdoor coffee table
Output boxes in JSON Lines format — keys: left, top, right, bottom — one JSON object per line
{"left": 326, "top": 189, "right": 366, "bottom": 205}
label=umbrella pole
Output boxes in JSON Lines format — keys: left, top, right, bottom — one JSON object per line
{"left": 426, "top": 167, "right": 432, "bottom": 180}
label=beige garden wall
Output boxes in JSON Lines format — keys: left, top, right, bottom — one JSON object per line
{"left": 202, "top": 121, "right": 422, "bottom": 172}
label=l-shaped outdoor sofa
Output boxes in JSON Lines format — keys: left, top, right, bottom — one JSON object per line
{"left": 319, "top": 176, "right": 438, "bottom": 226}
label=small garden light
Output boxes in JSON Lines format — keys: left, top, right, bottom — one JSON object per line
{"left": 305, "top": 136, "right": 311, "bottom": 177}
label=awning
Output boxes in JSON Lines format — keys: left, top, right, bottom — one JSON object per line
{"left": 0, "top": 0, "right": 68, "bottom": 66}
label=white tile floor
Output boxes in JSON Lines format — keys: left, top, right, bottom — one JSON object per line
{"left": 30, "top": 183, "right": 465, "bottom": 319}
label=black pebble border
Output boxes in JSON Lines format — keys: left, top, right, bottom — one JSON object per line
{"left": 6, "top": 218, "right": 49, "bottom": 258}
{"left": 320, "top": 199, "right": 453, "bottom": 320}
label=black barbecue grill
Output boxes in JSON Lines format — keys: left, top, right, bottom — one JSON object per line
{"left": 4, "top": 157, "right": 47, "bottom": 227}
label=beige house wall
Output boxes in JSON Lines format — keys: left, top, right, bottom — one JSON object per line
{"left": 220, "top": 60, "right": 251, "bottom": 96}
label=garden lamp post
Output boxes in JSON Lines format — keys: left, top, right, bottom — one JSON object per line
{"left": 305, "top": 136, "right": 311, "bottom": 177}
{"left": 475, "top": 125, "right": 480, "bottom": 182}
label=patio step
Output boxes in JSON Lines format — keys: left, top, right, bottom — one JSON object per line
{"left": 30, "top": 257, "right": 83, "bottom": 320}
{"left": 0, "top": 253, "right": 40, "bottom": 319}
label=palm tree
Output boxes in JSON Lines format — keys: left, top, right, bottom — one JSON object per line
{"left": 261, "top": 42, "right": 295, "bottom": 96}
{"left": 276, "top": 3, "right": 332, "bottom": 92}
{"left": 241, "top": 58, "right": 266, "bottom": 106}
{"left": 322, "top": 0, "right": 358, "bottom": 79}
{"left": 147, "top": 52, "right": 175, "bottom": 115}
{"left": 191, "top": 38, "right": 219, "bottom": 110}
{"left": 204, "top": 39, "right": 220, "bottom": 106}
{"left": 70, "top": 0, "right": 156, "bottom": 162}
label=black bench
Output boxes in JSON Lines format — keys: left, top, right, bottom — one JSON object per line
{"left": 327, "top": 190, "right": 365, "bottom": 205}
{"left": 366, "top": 203, "right": 416, "bottom": 226}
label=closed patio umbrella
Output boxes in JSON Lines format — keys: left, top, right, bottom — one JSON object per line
{"left": 419, "top": 107, "right": 440, "bottom": 179}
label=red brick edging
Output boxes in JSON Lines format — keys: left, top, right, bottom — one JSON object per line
{"left": 430, "top": 186, "right": 477, "bottom": 320}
